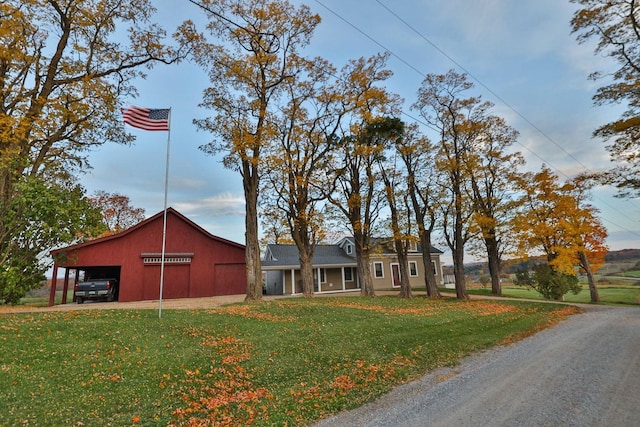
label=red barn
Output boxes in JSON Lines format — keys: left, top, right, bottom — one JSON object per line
{"left": 49, "top": 208, "right": 246, "bottom": 305}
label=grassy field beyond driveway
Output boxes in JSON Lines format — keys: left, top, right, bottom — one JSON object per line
{"left": 0, "top": 296, "right": 578, "bottom": 426}
{"left": 467, "top": 285, "right": 640, "bottom": 305}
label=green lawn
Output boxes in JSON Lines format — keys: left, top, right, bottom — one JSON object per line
{"left": 17, "top": 289, "right": 75, "bottom": 307}
{"left": 468, "top": 285, "right": 640, "bottom": 305}
{"left": 0, "top": 297, "right": 577, "bottom": 426}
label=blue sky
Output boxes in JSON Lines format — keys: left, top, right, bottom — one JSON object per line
{"left": 82, "top": 0, "right": 640, "bottom": 262}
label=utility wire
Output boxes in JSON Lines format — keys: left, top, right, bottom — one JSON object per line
{"left": 186, "top": 0, "right": 281, "bottom": 54}
{"left": 185, "top": 0, "right": 639, "bottom": 238}
{"left": 314, "top": 0, "right": 640, "bottom": 238}
{"left": 315, "top": 0, "right": 583, "bottom": 179}
{"left": 376, "top": 0, "right": 640, "bottom": 234}
{"left": 374, "top": 0, "right": 599, "bottom": 176}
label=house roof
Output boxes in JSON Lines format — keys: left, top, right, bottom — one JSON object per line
{"left": 50, "top": 207, "right": 245, "bottom": 257}
{"left": 262, "top": 244, "right": 357, "bottom": 270}
{"left": 263, "top": 236, "right": 444, "bottom": 270}
{"left": 338, "top": 236, "right": 444, "bottom": 255}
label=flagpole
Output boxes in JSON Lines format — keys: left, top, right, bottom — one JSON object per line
{"left": 159, "top": 108, "right": 172, "bottom": 319}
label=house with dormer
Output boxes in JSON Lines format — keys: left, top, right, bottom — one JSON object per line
{"left": 262, "top": 237, "right": 444, "bottom": 295}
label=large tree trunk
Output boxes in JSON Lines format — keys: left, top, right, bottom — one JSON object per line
{"left": 355, "top": 240, "right": 375, "bottom": 296}
{"left": 579, "top": 251, "right": 600, "bottom": 303}
{"left": 243, "top": 171, "right": 263, "bottom": 301}
{"left": 453, "top": 217, "right": 468, "bottom": 300}
{"left": 357, "top": 255, "right": 375, "bottom": 296}
{"left": 298, "top": 249, "right": 315, "bottom": 297}
{"left": 419, "top": 230, "right": 441, "bottom": 298}
{"left": 379, "top": 160, "right": 411, "bottom": 299}
{"left": 291, "top": 219, "right": 316, "bottom": 297}
{"left": 394, "top": 240, "right": 412, "bottom": 299}
{"left": 0, "top": 169, "right": 12, "bottom": 264}
{"left": 453, "top": 248, "right": 467, "bottom": 299}
{"left": 485, "top": 234, "right": 502, "bottom": 296}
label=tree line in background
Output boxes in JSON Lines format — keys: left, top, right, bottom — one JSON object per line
{"left": 0, "top": 0, "right": 635, "bottom": 305}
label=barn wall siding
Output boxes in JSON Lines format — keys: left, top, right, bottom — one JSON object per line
{"left": 213, "top": 263, "right": 247, "bottom": 296}
{"left": 50, "top": 208, "right": 246, "bottom": 304}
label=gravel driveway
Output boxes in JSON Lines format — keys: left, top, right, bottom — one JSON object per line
{"left": 315, "top": 304, "right": 640, "bottom": 427}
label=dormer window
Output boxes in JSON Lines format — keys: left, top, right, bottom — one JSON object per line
{"left": 346, "top": 244, "right": 353, "bottom": 255}
{"left": 407, "top": 240, "right": 417, "bottom": 252}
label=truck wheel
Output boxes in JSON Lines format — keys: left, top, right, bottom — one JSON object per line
{"left": 76, "top": 296, "right": 84, "bottom": 304}
{"left": 107, "top": 292, "right": 114, "bottom": 302}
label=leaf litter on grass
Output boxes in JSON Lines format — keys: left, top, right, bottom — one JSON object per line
{"left": 0, "top": 297, "right": 581, "bottom": 426}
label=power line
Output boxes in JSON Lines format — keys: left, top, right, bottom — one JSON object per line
{"left": 315, "top": 0, "right": 584, "bottom": 178}
{"left": 314, "top": 0, "right": 640, "bottom": 238}
{"left": 376, "top": 0, "right": 606, "bottom": 175}
{"left": 185, "top": 0, "right": 639, "bottom": 238}
{"left": 186, "top": 0, "right": 281, "bottom": 54}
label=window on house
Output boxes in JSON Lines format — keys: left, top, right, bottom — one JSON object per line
{"left": 374, "top": 262, "right": 384, "bottom": 278}
{"left": 319, "top": 268, "right": 326, "bottom": 283}
{"left": 432, "top": 260, "right": 438, "bottom": 276}
{"left": 344, "top": 267, "right": 353, "bottom": 281}
{"left": 409, "top": 261, "right": 418, "bottom": 277}
{"left": 346, "top": 244, "right": 353, "bottom": 255}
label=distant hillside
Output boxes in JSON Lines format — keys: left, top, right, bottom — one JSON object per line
{"left": 460, "top": 249, "right": 640, "bottom": 276}
{"left": 605, "top": 249, "right": 640, "bottom": 262}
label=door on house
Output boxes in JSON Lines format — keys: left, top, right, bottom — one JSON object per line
{"left": 391, "top": 263, "right": 401, "bottom": 288}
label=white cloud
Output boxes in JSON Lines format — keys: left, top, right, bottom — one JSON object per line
{"left": 173, "top": 192, "right": 246, "bottom": 217}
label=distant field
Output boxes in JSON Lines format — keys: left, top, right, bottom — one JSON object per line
{"left": 18, "top": 289, "right": 74, "bottom": 307}
{"left": 596, "top": 259, "right": 640, "bottom": 282}
{"left": 463, "top": 255, "right": 640, "bottom": 304}
{"left": 468, "top": 285, "right": 640, "bottom": 305}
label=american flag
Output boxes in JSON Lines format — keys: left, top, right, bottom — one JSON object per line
{"left": 121, "top": 106, "right": 170, "bottom": 131}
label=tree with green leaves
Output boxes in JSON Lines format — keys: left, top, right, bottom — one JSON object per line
{"left": 514, "top": 263, "right": 581, "bottom": 301}
{"left": 1, "top": 176, "right": 104, "bottom": 304}
{"left": 571, "top": 0, "right": 640, "bottom": 197}
{"left": 184, "top": 0, "right": 321, "bottom": 301}
{"left": 0, "top": 0, "right": 183, "bottom": 303}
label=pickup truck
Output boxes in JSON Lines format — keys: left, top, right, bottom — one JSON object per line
{"left": 74, "top": 279, "right": 118, "bottom": 304}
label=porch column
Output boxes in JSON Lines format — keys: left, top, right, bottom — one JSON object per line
{"left": 61, "top": 268, "right": 70, "bottom": 304}
{"left": 341, "top": 267, "right": 346, "bottom": 291}
{"left": 48, "top": 264, "right": 59, "bottom": 306}
{"left": 316, "top": 268, "right": 321, "bottom": 294}
{"left": 291, "top": 269, "right": 295, "bottom": 295}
